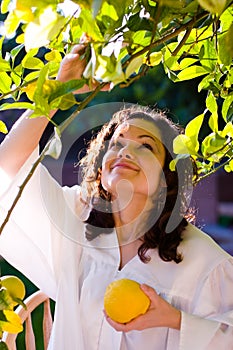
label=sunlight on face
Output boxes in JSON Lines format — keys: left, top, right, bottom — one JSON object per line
{"left": 101, "top": 119, "right": 166, "bottom": 202}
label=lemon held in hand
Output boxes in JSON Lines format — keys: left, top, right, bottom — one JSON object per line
{"left": 0, "top": 275, "right": 26, "bottom": 307}
{"left": 104, "top": 278, "right": 150, "bottom": 323}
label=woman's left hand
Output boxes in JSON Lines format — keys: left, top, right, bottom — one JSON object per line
{"left": 104, "top": 284, "right": 181, "bottom": 332}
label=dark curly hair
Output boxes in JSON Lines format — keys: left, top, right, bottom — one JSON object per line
{"left": 79, "top": 105, "right": 196, "bottom": 263}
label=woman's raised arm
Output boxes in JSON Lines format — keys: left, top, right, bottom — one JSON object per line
{"left": 0, "top": 43, "right": 90, "bottom": 178}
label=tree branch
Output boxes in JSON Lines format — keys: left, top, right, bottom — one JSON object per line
{"left": 123, "top": 10, "right": 209, "bottom": 67}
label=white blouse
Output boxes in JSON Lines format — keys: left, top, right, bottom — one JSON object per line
{"left": 0, "top": 150, "right": 233, "bottom": 350}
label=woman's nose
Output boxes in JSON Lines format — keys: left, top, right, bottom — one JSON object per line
{"left": 118, "top": 144, "right": 133, "bottom": 159}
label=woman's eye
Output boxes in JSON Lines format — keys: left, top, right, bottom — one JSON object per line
{"left": 141, "top": 143, "right": 153, "bottom": 151}
{"left": 110, "top": 140, "right": 122, "bottom": 149}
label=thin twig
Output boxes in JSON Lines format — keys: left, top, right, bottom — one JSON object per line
{"left": 0, "top": 78, "right": 37, "bottom": 101}
{"left": 0, "top": 151, "right": 46, "bottom": 235}
{"left": 171, "top": 26, "right": 193, "bottom": 56}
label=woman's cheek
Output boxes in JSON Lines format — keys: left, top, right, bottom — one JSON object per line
{"left": 101, "top": 152, "right": 113, "bottom": 192}
{"left": 142, "top": 160, "right": 165, "bottom": 197}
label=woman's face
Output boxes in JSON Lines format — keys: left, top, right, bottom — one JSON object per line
{"left": 101, "top": 118, "right": 166, "bottom": 200}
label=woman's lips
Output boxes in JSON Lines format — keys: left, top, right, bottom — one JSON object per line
{"left": 111, "top": 161, "right": 139, "bottom": 171}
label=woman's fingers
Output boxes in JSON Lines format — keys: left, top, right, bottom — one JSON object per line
{"left": 57, "top": 35, "right": 111, "bottom": 93}
{"left": 69, "top": 43, "right": 87, "bottom": 56}
{"left": 104, "top": 311, "right": 136, "bottom": 332}
{"left": 140, "top": 283, "right": 159, "bottom": 303}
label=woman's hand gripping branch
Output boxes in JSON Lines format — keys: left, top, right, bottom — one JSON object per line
{"left": 57, "top": 41, "right": 110, "bottom": 94}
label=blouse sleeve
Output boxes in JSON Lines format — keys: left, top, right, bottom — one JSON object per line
{"left": 179, "top": 257, "right": 233, "bottom": 350}
{"left": 0, "top": 149, "right": 84, "bottom": 300}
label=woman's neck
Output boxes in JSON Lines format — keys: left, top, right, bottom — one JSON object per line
{"left": 112, "top": 192, "right": 154, "bottom": 245}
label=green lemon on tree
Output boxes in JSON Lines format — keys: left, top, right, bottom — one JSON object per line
{"left": 0, "top": 276, "right": 26, "bottom": 307}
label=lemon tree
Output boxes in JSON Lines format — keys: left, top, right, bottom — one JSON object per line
{"left": 0, "top": 0, "right": 232, "bottom": 181}
{"left": 0, "top": 275, "right": 26, "bottom": 349}
{"left": 104, "top": 278, "right": 150, "bottom": 323}
{"left": 0, "top": 0, "right": 233, "bottom": 233}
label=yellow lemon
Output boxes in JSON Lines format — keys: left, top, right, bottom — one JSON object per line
{"left": 0, "top": 276, "right": 26, "bottom": 306}
{"left": 104, "top": 278, "right": 150, "bottom": 323}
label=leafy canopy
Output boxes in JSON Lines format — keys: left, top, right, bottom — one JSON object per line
{"left": 0, "top": 0, "right": 233, "bottom": 182}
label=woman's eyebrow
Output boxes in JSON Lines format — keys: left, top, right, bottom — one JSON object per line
{"left": 138, "top": 134, "right": 158, "bottom": 143}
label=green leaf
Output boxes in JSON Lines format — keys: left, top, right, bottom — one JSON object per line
{"left": 33, "top": 98, "right": 50, "bottom": 117}
{"left": 10, "top": 71, "right": 21, "bottom": 87}
{"left": 4, "top": 10, "right": 21, "bottom": 36}
{"left": 169, "top": 159, "right": 177, "bottom": 171}
{"left": 24, "top": 7, "right": 66, "bottom": 51}
{"left": 206, "top": 92, "right": 218, "bottom": 131}
{"left": 162, "top": 42, "right": 181, "bottom": 71}
{"left": 218, "top": 32, "right": 232, "bottom": 66}
{"left": 206, "top": 92, "right": 218, "bottom": 114}
{"left": 222, "top": 95, "right": 233, "bottom": 122}
{"left": 209, "top": 112, "right": 218, "bottom": 132}
{"left": 125, "top": 56, "right": 144, "bottom": 79}
{"left": 173, "top": 134, "right": 197, "bottom": 155}
{"left": 224, "top": 159, "right": 233, "bottom": 173}
{"left": 130, "top": 31, "right": 150, "bottom": 47}
{"left": 225, "top": 24, "right": 233, "bottom": 60}
{"left": 10, "top": 44, "right": 24, "bottom": 59}
{"left": 220, "top": 122, "right": 233, "bottom": 138}
{"left": 220, "top": 6, "right": 233, "bottom": 32}
{"left": 56, "top": 94, "right": 77, "bottom": 110}
{"left": 78, "top": 8, "right": 103, "bottom": 41}
{"left": 0, "top": 121, "right": 8, "bottom": 134}
{"left": 0, "top": 102, "right": 35, "bottom": 111}
{"left": 201, "top": 132, "right": 226, "bottom": 159}
{"left": 177, "top": 65, "right": 208, "bottom": 81}
{"left": 34, "top": 63, "right": 50, "bottom": 98}
{"left": 32, "top": 64, "right": 79, "bottom": 116}
{"left": 0, "top": 289, "right": 13, "bottom": 310}
{"left": 198, "top": 74, "right": 215, "bottom": 92}
{"left": 1, "top": 0, "right": 11, "bottom": 14}
{"left": 127, "top": 12, "right": 153, "bottom": 32}
{"left": 99, "top": 1, "right": 119, "bottom": 21}
{"left": 44, "top": 50, "right": 63, "bottom": 63}
{"left": 41, "top": 79, "right": 85, "bottom": 104}
{"left": 95, "top": 54, "right": 124, "bottom": 83}
{"left": 18, "top": 0, "right": 57, "bottom": 9}
{"left": 200, "top": 41, "right": 217, "bottom": 70}
{"left": 0, "top": 58, "right": 11, "bottom": 72}
{"left": 0, "top": 72, "right": 11, "bottom": 93}
{"left": 44, "top": 127, "right": 62, "bottom": 159}
{"left": 178, "top": 58, "right": 198, "bottom": 70}
{"left": 24, "top": 71, "right": 40, "bottom": 82}
{"left": 22, "top": 57, "right": 44, "bottom": 70}
{"left": 197, "top": 0, "right": 227, "bottom": 14}
{"left": 0, "top": 36, "right": 4, "bottom": 54}
{"left": 144, "top": 52, "right": 163, "bottom": 67}
{"left": 185, "top": 113, "right": 204, "bottom": 153}
{"left": 169, "top": 153, "right": 189, "bottom": 171}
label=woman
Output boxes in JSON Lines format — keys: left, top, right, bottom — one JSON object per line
{"left": 0, "top": 43, "right": 233, "bottom": 350}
